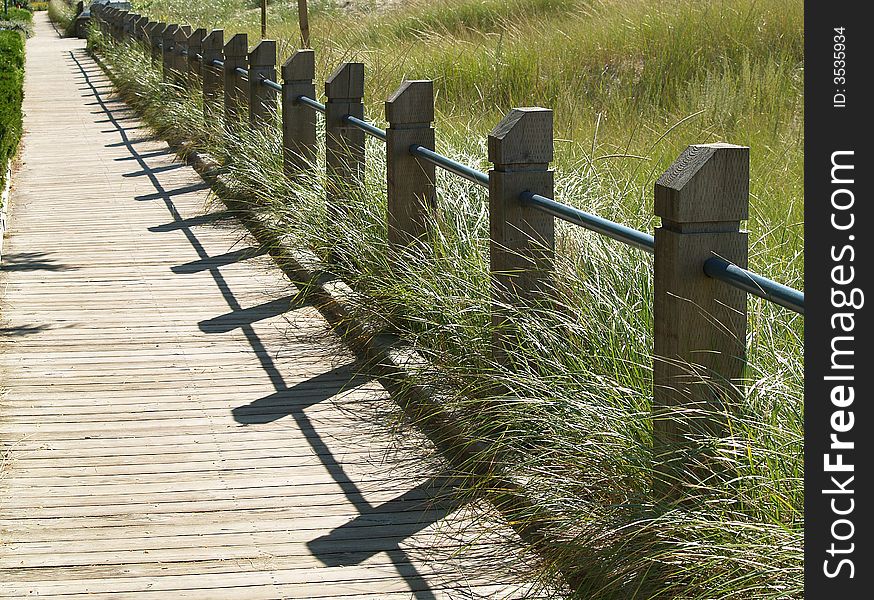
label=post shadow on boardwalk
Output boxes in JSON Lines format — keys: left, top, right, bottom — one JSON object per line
{"left": 148, "top": 210, "right": 234, "bottom": 232}
{"left": 232, "top": 362, "right": 373, "bottom": 424}
{"left": 0, "top": 324, "right": 55, "bottom": 337}
{"left": 134, "top": 183, "right": 212, "bottom": 201}
{"left": 67, "top": 47, "right": 455, "bottom": 599}
{"left": 307, "top": 476, "right": 465, "bottom": 567}
{"left": 0, "top": 252, "right": 77, "bottom": 272}
{"left": 172, "top": 245, "right": 266, "bottom": 274}
{"left": 198, "top": 295, "right": 307, "bottom": 333}
{"left": 122, "top": 162, "right": 183, "bottom": 177}
{"left": 116, "top": 148, "right": 175, "bottom": 162}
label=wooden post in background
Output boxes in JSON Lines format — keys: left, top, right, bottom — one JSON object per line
{"left": 324, "top": 63, "right": 365, "bottom": 224}
{"left": 223, "top": 33, "right": 249, "bottom": 125}
{"left": 385, "top": 80, "right": 436, "bottom": 249}
{"left": 248, "top": 40, "right": 277, "bottom": 127}
{"left": 201, "top": 30, "right": 224, "bottom": 120}
{"left": 297, "top": 0, "right": 310, "bottom": 48}
{"left": 109, "top": 8, "right": 119, "bottom": 40}
{"left": 123, "top": 13, "right": 137, "bottom": 41}
{"left": 260, "top": 0, "right": 267, "bottom": 39}
{"left": 150, "top": 23, "right": 166, "bottom": 63}
{"left": 145, "top": 23, "right": 160, "bottom": 61}
{"left": 652, "top": 143, "right": 749, "bottom": 502}
{"left": 281, "top": 50, "right": 316, "bottom": 177}
{"left": 187, "top": 28, "right": 206, "bottom": 85}
{"left": 104, "top": 7, "right": 114, "bottom": 39}
{"left": 134, "top": 16, "right": 149, "bottom": 46}
{"left": 174, "top": 25, "right": 192, "bottom": 84}
{"left": 161, "top": 24, "right": 179, "bottom": 81}
{"left": 487, "top": 108, "right": 555, "bottom": 361}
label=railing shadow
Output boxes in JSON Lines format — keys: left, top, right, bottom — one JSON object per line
{"left": 308, "top": 476, "right": 464, "bottom": 566}
{"left": 0, "top": 251, "right": 77, "bottom": 272}
{"left": 67, "top": 48, "right": 461, "bottom": 599}
{"left": 171, "top": 245, "right": 265, "bottom": 274}
{"left": 0, "top": 324, "right": 57, "bottom": 337}
{"left": 198, "top": 295, "right": 307, "bottom": 334}
{"left": 148, "top": 210, "right": 234, "bottom": 232}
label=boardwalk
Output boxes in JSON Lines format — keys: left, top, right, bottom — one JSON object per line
{"left": 0, "top": 15, "right": 531, "bottom": 598}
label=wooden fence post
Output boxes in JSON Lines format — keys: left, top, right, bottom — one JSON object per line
{"left": 223, "top": 33, "right": 249, "bottom": 125}
{"left": 104, "top": 7, "right": 114, "bottom": 39}
{"left": 144, "top": 23, "right": 158, "bottom": 60}
{"left": 174, "top": 25, "right": 192, "bottom": 84}
{"left": 248, "top": 40, "right": 277, "bottom": 127}
{"left": 281, "top": 50, "right": 316, "bottom": 177}
{"left": 487, "top": 108, "right": 555, "bottom": 360}
{"left": 117, "top": 11, "right": 125, "bottom": 40}
{"left": 385, "top": 80, "right": 436, "bottom": 249}
{"left": 161, "top": 24, "right": 178, "bottom": 80}
{"left": 324, "top": 63, "right": 365, "bottom": 222}
{"left": 123, "top": 13, "right": 136, "bottom": 41}
{"left": 201, "top": 30, "right": 224, "bottom": 120}
{"left": 150, "top": 23, "right": 166, "bottom": 64}
{"left": 109, "top": 8, "right": 119, "bottom": 40}
{"left": 134, "top": 16, "right": 148, "bottom": 46}
{"left": 652, "top": 143, "right": 749, "bottom": 502}
{"left": 187, "top": 28, "right": 206, "bottom": 85}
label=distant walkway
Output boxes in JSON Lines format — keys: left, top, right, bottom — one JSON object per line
{"left": 0, "top": 14, "right": 530, "bottom": 598}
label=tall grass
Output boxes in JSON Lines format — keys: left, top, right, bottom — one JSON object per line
{"left": 47, "top": 0, "right": 76, "bottom": 36}
{"left": 131, "top": 0, "right": 803, "bottom": 281}
{"left": 93, "top": 0, "right": 803, "bottom": 595}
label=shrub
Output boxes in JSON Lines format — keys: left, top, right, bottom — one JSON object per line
{"left": 4, "top": 7, "right": 33, "bottom": 22}
{"left": 0, "top": 29, "right": 25, "bottom": 190}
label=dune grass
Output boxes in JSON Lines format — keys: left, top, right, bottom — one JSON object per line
{"left": 94, "top": 1, "right": 803, "bottom": 597}
{"left": 131, "top": 0, "right": 803, "bottom": 281}
{"left": 47, "top": 0, "right": 76, "bottom": 36}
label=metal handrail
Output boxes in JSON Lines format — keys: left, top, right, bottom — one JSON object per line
{"left": 234, "top": 67, "right": 248, "bottom": 78}
{"left": 410, "top": 145, "right": 489, "bottom": 187}
{"left": 344, "top": 115, "right": 386, "bottom": 141}
{"left": 296, "top": 95, "right": 326, "bottom": 114}
{"left": 261, "top": 78, "right": 282, "bottom": 92}
{"left": 704, "top": 257, "right": 804, "bottom": 315}
{"left": 522, "top": 192, "right": 655, "bottom": 253}
{"left": 210, "top": 58, "right": 224, "bottom": 68}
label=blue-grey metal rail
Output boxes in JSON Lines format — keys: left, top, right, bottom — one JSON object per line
{"left": 296, "top": 95, "right": 326, "bottom": 114}
{"left": 234, "top": 67, "right": 248, "bottom": 79}
{"left": 704, "top": 257, "right": 804, "bottom": 315}
{"left": 522, "top": 192, "right": 656, "bottom": 253}
{"left": 410, "top": 145, "right": 490, "bottom": 187}
{"left": 261, "top": 78, "right": 282, "bottom": 92}
{"left": 344, "top": 115, "right": 387, "bottom": 141}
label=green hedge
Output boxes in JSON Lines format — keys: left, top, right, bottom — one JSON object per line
{"left": 4, "top": 7, "right": 34, "bottom": 22}
{"left": 0, "top": 30, "right": 25, "bottom": 190}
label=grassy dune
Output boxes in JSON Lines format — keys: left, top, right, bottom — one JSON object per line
{"left": 100, "top": 1, "right": 804, "bottom": 597}
{"left": 133, "top": 0, "right": 803, "bottom": 278}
